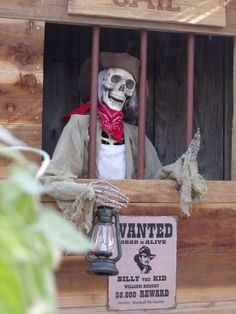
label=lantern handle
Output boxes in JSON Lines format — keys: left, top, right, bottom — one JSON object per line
{"left": 111, "top": 209, "right": 122, "bottom": 263}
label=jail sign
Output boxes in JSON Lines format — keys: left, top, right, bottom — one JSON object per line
{"left": 68, "top": 0, "right": 226, "bottom": 27}
{"left": 108, "top": 216, "right": 177, "bottom": 310}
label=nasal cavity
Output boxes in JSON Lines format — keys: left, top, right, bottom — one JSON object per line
{"left": 119, "top": 83, "right": 125, "bottom": 92}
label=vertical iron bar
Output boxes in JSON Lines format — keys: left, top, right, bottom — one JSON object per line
{"left": 186, "top": 34, "right": 195, "bottom": 146}
{"left": 88, "top": 26, "right": 100, "bottom": 178}
{"left": 138, "top": 30, "right": 148, "bottom": 179}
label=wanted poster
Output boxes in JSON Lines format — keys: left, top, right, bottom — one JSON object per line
{"left": 108, "top": 216, "right": 177, "bottom": 310}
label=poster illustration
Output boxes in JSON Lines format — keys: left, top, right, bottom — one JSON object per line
{"left": 108, "top": 216, "right": 177, "bottom": 310}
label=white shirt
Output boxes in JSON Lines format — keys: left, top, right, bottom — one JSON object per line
{"left": 97, "top": 144, "right": 126, "bottom": 179}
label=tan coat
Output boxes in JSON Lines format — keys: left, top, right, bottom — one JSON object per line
{"left": 41, "top": 114, "right": 161, "bottom": 232}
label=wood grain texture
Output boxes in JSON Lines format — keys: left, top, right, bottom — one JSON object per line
{"left": 0, "top": 124, "right": 42, "bottom": 177}
{"left": 44, "top": 200, "right": 236, "bottom": 254}
{"left": 0, "top": 18, "right": 44, "bottom": 124}
{"left": 58, "top": 302, "right": 236, "bottom": 314}
{"left": 231, "top": 37, "right": 236, "bottom": 180}
{"left": 41, "top": 179, "right": 236, "bottom": 203}
{"left": 0, "top": 18, "right": 44, "bottom": 176}
{"left": 68, "top": 0, "right": 226, "bottom": 27}
{"left": 56, "top": 252, "right": 236, "bottom": 307}
{"left": 0, "top": 85, "right": 42, "bottom": 124}
{"left": 0, "top": 0, "right": 235, "bottom": 36}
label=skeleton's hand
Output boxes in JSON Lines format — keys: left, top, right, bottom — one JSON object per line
{"left": 90, "top": 180, "right": 129, "bottom": 209}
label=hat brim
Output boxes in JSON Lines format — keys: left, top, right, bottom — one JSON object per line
{"left": 134, "top": 253, "right": 156, "bottom": 262}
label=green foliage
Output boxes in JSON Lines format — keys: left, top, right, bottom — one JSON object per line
{"left": 0, "top": 133, "right": 90, "bottom": 314}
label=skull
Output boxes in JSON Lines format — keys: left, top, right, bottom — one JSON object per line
{"left": 102, "top": 68, "right": 136, "bottom": 111}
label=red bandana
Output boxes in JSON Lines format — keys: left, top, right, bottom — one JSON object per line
{"left": 97, "top": 104, "right": 124, "bottom": 142}
{"left": 62, "top": 102, "right": 124, "bottom": 142}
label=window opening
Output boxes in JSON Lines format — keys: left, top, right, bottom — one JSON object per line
{"left": 43, "top": 24, "right": 233, "bottom": 180}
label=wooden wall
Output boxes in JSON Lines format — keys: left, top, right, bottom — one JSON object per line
{"left": 51, "top": 180, "right": 236, "bottom": 313}
{"left": 43, "top": 24, "right": 233, "bottom": 180}
{"left": 0, "top": 18, "right": 44, "bottom": 176}
{"left": 0, "top": 16, "right": 235, "bottom": 314}
{"left": 0, "top": 0, "right": 236, "bottom": 36}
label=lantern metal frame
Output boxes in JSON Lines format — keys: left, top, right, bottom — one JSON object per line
{"left": 86, "top": 205, "right": 122, "bottom": 276}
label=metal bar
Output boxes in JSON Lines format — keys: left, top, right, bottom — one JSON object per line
{"left": 186, "top": 34, "right": 195, "bottom": 146}
{"left": 137, "top": 29, "right": 148, "bottom": 179}
{"left": 88, "top": 26, "right": 100, "bottom": 178}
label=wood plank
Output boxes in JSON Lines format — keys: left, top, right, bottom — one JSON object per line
{"left": 43, "top": 23, "right": 87, "bottom": 156}
{"left": 0, "top": 124, "right": 42, "bottom": 177}
{"left": 0, "top": 19, "right": 44, "bottom": 120}
{"left": 68, "top": 0, "right": 226, "bottom": 27}
{"left": 42, "top": 201, "right": 236, "bottom": 254}
{"left": 0, "top": 0, "right": 235, "bottom": 36}
{"left": 224, "top": 37, "right": 234, "bottom": 180}
{"left": 0, "top": 84, "right": 42, "bottom": 124}
{"left": 56, "top": 252, "right": 236, "bottom": 307}
{"left": 0, "top": 18, "right": 44, "bottom": 71}
{"left": 1, "top": 123, "right": 42, "bottom": 147}
{"left": 231, "top": 37, "right": 236, "bottom": 180}
{"left": 193, "top": 36, "right": 225, "bottom": 179}
{"left": 58, "top": 301, "right": 236, "bottom": 313}
{"left": 41, "top": 179, "right": 236, "bottom": 203}
{"left": 0, "top": 18, "right": 44, "bottom": 177}
{"left": 119, "top": 203, "right": 236, "bottom": 254}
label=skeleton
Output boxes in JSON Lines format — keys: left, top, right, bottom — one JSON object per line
{"left": 94, "top": 67, "right": 207, "bottom": 215}
{"left": 99, "top": 68, "right": 136, "bottom": 112}
{"left": 92, "top": 67, "right": 137, "bottom": 204}
{"left": 41, "top": 62, "right": 207, "bottom": 233}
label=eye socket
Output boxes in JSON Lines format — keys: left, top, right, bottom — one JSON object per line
{"left": 126, "top": 79, "right": 135, "bottom": 90}
{"left": 111, "top": 74, "right": 122, "bottom": 84}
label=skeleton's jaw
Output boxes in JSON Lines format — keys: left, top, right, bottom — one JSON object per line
{"left": 103, "top": 90, "right": 125, "bottom": 111}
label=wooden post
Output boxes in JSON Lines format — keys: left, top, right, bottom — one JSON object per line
{"left": 138, "top": 29, "right": 148, "bottom": 179}
{"left": 88, "top": 26, "right": 100, "bottom": 178}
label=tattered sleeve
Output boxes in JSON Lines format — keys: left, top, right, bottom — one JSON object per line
{"left": 41, "top": 115, "right": 95, "bottom": 233}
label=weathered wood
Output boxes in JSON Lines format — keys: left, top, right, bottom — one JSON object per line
{"left": 193, "top": 36, "right": 225, "bottom": 179}
{"left": 56, "top": 252, "right": 236, "bottom": 307}
{"left": 41, "top": 179, "right": 236, "bottom": 203}
{"left": 43, "top": 200, "right": 236, "bottom": 254}
{"left": 224, "top": 37, "right": 233, "bottom": 180}
{"left": 43, "top": 23, "right": 90, "bottom": 156}
{"left": 0, "top": 85, "right": 42, "bottom": 124}
{"left": 68, "top": 0, "right": 226, "bottom": 27}
{"left": 58, "top": 301, "right": 236, "bottom": 313}
{"left": 151, "top": 32, "right": 186, "bottom": 164}
{"left": 231, "top": 37, "right": 236, "bottom": 180}
{"left": 0, "top": 124, "right": 42, "bottom": 148}
{"left": 0, "top": 0, "right": 235, "bottom": 36}
{"left": 0, "top": 124, "right": 42, "bottom": 177}
{"left": 0, "top": 18, "right": 44, "bottom": 176}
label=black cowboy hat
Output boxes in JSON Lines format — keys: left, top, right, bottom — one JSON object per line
{"left": 134, "top": 246, "right": 156, "bottom": 263}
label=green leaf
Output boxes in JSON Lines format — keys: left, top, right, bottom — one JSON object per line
{"left": 35, "top": 208, "right": 91, "bottom": 254}
{"left": 9, "top": 165, "right": 42, "bottom": 195}
{"left": 0, "top": 127, "right": 91, "bottom": 314}
{"left": 0, "top": 259, "right": 26, "bottom": 314}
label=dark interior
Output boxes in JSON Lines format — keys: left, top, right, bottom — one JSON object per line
{"left": 43, "top": 23, "right": 233, "bottom": 180}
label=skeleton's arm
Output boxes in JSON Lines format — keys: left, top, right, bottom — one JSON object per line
{"left": 155, "top": 130, "right": 207, "bottom": 216}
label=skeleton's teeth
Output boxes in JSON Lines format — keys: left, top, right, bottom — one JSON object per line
{"left": 110, "top": 95, "right": 123, "bottom": 103}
